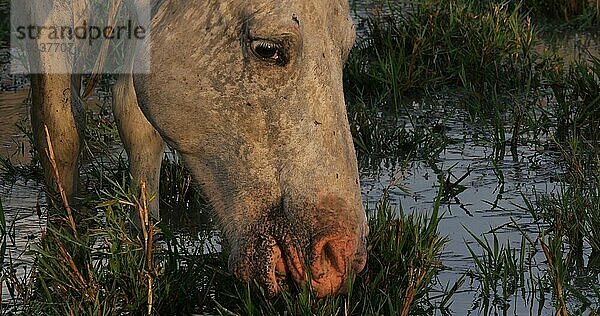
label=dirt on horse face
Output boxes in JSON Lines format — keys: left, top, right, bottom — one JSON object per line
{"left": 30, "top": 0, "right": 367, "bottom": 297}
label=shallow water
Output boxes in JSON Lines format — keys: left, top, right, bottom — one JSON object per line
{"left": 1, "top": 3, "right": 599, "bottom": 313}
{"left": 0, "top": 90, "right": 31, "bottom": 165}
{"left": 0, "top": 89, "right": 46, "bottom": 308}
{"left": 348, "top": 1, "right": 600, "bottom": 313}
{"left": 360, "top": 104, "right": 562, "bottom": 314}
{"left": 0, "top": 88, "right": 565, "bottom": 314}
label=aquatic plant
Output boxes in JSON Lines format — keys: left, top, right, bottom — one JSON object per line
{"left": 345, "top": 0, "right": 540, "bottom": 107}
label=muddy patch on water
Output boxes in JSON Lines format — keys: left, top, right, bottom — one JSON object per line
{"left": 537, "top": 31, "right": 600, "bottom": 64}
{"left": 0, "top": 90, "right": 31, "bottom": 165}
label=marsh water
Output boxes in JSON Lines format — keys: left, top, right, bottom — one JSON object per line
{"left": 359, "top": 107, "right": 562, "bottom": 315}
{"left": 0, "top": 88, "right": 573, "bottom": 315}
{"left": 1, "top": 10, "right": 600, "bottom": 316}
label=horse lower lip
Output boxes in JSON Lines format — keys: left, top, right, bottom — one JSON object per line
{"left": 275, "top": 252, "right": 287, "bottom": 274}
{"left": 282, "top": 245, "right": 307, "bottom": 285}
{"left": 270, "top": 243, "right": 297, "bottom": 294}
{"left": 271, "top": 242, "right": 308, "bottom": 292}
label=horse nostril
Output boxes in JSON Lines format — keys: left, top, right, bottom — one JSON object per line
{"left": 310, "top": 235, "right": 365, "bottom": 297}
{"left": 273, "top": 244, "right": 287, "bottom": 276}
{"left": 318, "top": 239, "right": 346, "bottom": 276}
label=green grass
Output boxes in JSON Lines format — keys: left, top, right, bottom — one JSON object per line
{"left": 0, "top": 117, "right": 43, "bottom": 182}
{"left": 0, "top": 92, "right": 451, "bottom": 314}
{"left": 344, "top": 0, "right": 554, "bottom": 162}
{"left": 346, "top": 0, "right": 599, "bottom": 162}
{"left": 522, "top": 140, "right": 600, "bottom": 314}
{"left": 547, "top": 54, "right": 600, "bottom": 144}
{"left": 465, "top": 231, "right": 539, "bottom": 314}
{"left": 345, "top": 0, "right": 541, "bottom": 106}
{"left": 0, "top": 197, "right": 6, "bottom": 305}
{"left": 467, "top": 127, "right": 600, "bottom": 315}
{"left": 347, "top": 96, "right": 447, "bottom": 165}
{"left": 23, "top": 178, "right": 219, "bottom": 315}
{"left": 346, "top": 1, "right": 600, "bottom": 314}
{"left": 221, "top": 195, "right": 449, "bottom": 316}
{"left": 1, "top": 0, "right": 600, "bottom": 314}
{"left": 3, "top": 171, "right": 449, "bottom": 315}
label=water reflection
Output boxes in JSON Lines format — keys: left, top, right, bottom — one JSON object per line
{"left": 360, "top": 104, "right": 560, "bottom": 315}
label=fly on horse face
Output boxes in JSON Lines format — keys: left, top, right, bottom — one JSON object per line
{"left": 20, "top": 0, "right": 367, "bottom": 297}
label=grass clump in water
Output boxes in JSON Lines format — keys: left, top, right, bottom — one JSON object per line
{"left": 182, "top": 192, "right": 450, "bottom": 316}
{"left": 347, "top": 96, "right": 447, "bottom": 165}
{"left": 523, "top": 136, "right": 600, "bottom": 314}
{"left": 546, "top": 55, "right": 600, "bottom": 144}
{"left": 11, "top": 187, "right": 450, "bottom": 315}
{"left": 355, "top": 194, "right": 449, "bottom": 315}
{"left": 0, "top": 117, "right": 451, "bottom": 315}
{"left": 346, "top": 0, "right": 540, "bottom": 108}
{"left": 26, "top": 182, "right": 217, "bottom": 315}
{"left": 465, "top": 229, "right": 542, "bottom": 315}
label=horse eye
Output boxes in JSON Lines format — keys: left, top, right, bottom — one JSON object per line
{"left": 250, "top": 39, "right": 287, "bottom": 66}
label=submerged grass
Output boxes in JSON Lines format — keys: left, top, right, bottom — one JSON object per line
{"left": 465, "top": 230, "right": 541, "bottom": 315}
{"left": 25, "top": 179, "right": 218, "bottom": 315}
{"left": 346, "top": 0, "right": 599, "bottom": 161}
{"left": 519, "top": 0, "right": 600, "bottom": 27}
{"left": 547, "top": 54, "right": 600, "bottom": 144}
{"left": 346, "top": 0, "right": 600, "bottom": 313}
{"left": 466, "top": 111, "right": 600, "bottom": 314}
{"left": 347, "top": 96, "right": 447, "bottom": 165}
{"left": 522, "top": 137, "right": 600, "bottom": 314}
